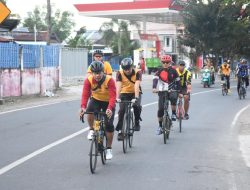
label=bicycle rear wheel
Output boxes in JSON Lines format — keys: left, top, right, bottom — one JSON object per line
{"left": 128, "top": 114, "right": 134, "bottom": 148}
{"left": 179, "top": 111, "right": 182, "bottom": 133}
{"left": 89, "top": 137, "right": 98, "bottom": 174}
{"left": 122, "top": 113, "right": 129, "bottom": 153}
{"left": 101, "top": 133, "right": 107, "bottom": 165}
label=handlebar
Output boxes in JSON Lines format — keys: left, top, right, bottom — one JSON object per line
{"left": 80, "top": 111, "right": 106, "bottom": 123}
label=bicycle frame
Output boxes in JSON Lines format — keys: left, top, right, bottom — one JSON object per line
{"left": 161, "top": 91, "right": 172, "bottom": 144}
{"left": 118, "top": 100, "right": 135, "bottom": 153}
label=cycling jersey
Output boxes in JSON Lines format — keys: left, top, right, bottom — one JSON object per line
{"left": 116, "top": 69, "right": 142, "bottom": 94}
{"left": 81, "top": 74, "right": 116, "bottom": 110}
{"left": 87, "top": 61, "right": 112, "bottom": 75}
{"left": 236, "top": 64, "right": 249, "bottom": 77}
{"left": 220, "top": 63, "right": 230, "bottom": 76}
{"left": 153, "top": 67, "right": 180, "bottom": 91}
{"left": 176, "top": 68, "right": 192, "bottom": 88}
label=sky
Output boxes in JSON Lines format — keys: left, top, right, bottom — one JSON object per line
{"left": 6, "top": 0, "right": 133, "bottom": 30}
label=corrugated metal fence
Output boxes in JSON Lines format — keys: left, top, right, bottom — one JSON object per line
{"left": 61, "top": 47, "right": 88, "bottom": 77}
{"left": 0, "top": 43, "right": 59, "bottom": 69}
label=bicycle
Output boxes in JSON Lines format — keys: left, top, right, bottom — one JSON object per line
{"left": 176, "top": 94, "right": 185, "bottom": 133}
{"left": 238, "top": 77, "right": 246, "bottom": 100}
{"left": 157, "top": 91, "right": 172, "bottom": 144}
{"left": 81, "top": 111, "right": 107, "bottom": 174}
{"left": 221, "top": 75, "right": 228, "bottom": 96}
{"left": 117, "top": 100, "right": 135, "bottom": 153}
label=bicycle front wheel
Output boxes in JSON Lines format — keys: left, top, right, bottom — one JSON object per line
{"left": 162, "top": 116, "right": 169, "bottom": 144}
{"left": 129, "top": 113, "right": 134, "bottom": 148}
{"left": 89, "top": 137, "right": 98, "bottom": 174}
{"left": 101, "top": 133, "right": 107, "bottom": 165}
{"left": 122, "top": 113, "right": 129, "bottom": 153}
{"left": 179, "top": 111, "right": 182, "bottom": 133}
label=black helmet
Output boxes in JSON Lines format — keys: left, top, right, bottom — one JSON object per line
{"left": 178, "top": 60, "right": 186, "bottom": 66}
{"left": 90, "top": 61, "right": 104, "bottom": 73}
{"left": 93, "top": 49, "right": 103, "bottom": 56}
{"left": 121, "top": 58, "right": 133, "bottom": 70}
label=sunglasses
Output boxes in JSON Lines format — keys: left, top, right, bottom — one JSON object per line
{"left": 94, "top": 56, "right": 102, "bottom": 58}
{"left": 92, "top": 71, "right": 102, "bottom": 75}
{"left": 162, "top": 62, "right": 170, "bottom": 64}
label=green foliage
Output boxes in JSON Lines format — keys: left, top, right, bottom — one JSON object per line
{"left": 180, "top": 0, "right": 250, "bottom": 60}
{"left": 67, "top": 26, "right": 92, "bottom": 48}
{"left": 99, "top": 19, "right": 140, "bottom": 56}
{"left": 22, "top": 6, "right": 75, "bottom": 42}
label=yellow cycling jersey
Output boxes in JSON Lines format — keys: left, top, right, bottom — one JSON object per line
{"left": 88, "top": 75, "right": 112, "bottom": 102}
{"left": 87, "top": 61, "right": 112, "bottom": 75}
{"left": 176, "top": 68, "right": 192, "bottom": 87}
{"left": 120, "top": 69, "right": 139, "bottom": 94}
{"left": 220, "top": 63, "right": 230, "bottom": 76}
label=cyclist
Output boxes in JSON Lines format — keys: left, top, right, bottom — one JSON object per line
{"left": 152, "top": 54, "right": 180, "bottom": 135}
{"left": 236, "top": 58, "right": 249, "bottom": 94}
{"left": 218, "top": 59, "right": 231, "bottom": 93}
{"left": 87, "top": 49, "right": 112, "bottom": 75}
{"left": 80, "top": 61, "right": 116, "bottom": 160}
{"left": 116, "top": 58, "right": 142, "bottom": 140}
{"left": 176, "top": 60, "right": 192, "bottom": 120}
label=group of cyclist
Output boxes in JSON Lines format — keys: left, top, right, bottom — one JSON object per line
{"left": 79, "top": 50, "right": 193, "bottom": 160}
{"left": 217, "top": 58, "right": 249, "bottom": 95}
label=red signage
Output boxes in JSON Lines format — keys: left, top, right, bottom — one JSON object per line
{"left": 139, "top": 34, "right": 159, "bottom": 41}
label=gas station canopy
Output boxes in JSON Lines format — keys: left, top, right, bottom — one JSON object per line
{"left": 74, "top": 0, "right": 183, "bottom": 25}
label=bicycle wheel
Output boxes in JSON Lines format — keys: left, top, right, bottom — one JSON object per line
{"left": 162, "top": 116, "right": 168, "bottom": 144}
{"left": 101, "top": 133, "right": 107, "bottom": 165}
{"left": 166, "top": 116, "right": 171, "bottom": 139}
{"left": 122, "top": 113, "right": 129, "bottom": 153}
{"left": 222, "top": 88, "right": 225, "bottom": 96}
{"left": 239, "top": 88, "right": 243, "bottom": 100}
{"left": 179, "top": 108, "right": 182, "bottom": 133}
{"left": 89, "top": 137, "right": 98, "bottom": 174}
{"left": 129, "top": 113, "right": 134, "bottom": 148}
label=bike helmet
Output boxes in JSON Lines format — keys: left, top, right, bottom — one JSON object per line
{"left": 90, "top": 61, "right": 104, "bottom": 73}
{"left": 161, "top": 55, "right": 172, "bottom": 63}
{"left": 178, "top": 60, "right": 186, "bottom": 66}
{"left": 121, "top": 58, "right": 133, "bottom": 70}
{"left": 93, "top": 49, "right": 103, "bottom": 56}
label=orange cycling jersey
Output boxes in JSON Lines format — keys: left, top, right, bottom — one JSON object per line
{"left": 220, "top": 63, "right": 230, "bottom": 76}
{"left": 118, "top": 69, "right": 141, "bottom": 94}
{"left": 87, "top": 61, "right": 112, "bottom": 75}
{"left": 88, "top": 75, "right": 112, "bottom": 102}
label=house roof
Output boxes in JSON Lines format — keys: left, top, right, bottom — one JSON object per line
{"left": 0, "top": 19, "right": 20, "bottom": 32}
{"left": 11, "top": 31, "right": 61, "bottom": 43}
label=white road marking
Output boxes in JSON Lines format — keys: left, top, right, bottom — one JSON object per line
{"left": 238, "top": 135, "right": 250, "bottom": 167}
{"left": 0, "top": 99, "right": 78, "bottom": 115}
{"left": 0, "top": 87, "right": 236, "bottom": 175}
{"left": 0, "top": 128, "right": 88, "bottom": 176}
{"left": 231, "top": 104, "right": 250, "bottom": 168}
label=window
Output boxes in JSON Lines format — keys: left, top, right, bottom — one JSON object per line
{"left": 164, "top": 37, "right": 170, "bottom": 47}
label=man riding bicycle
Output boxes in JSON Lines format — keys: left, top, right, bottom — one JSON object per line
{"left": 176, "top": 60, "right": 192, "bottom": 120}
{"left": 218, "top": 59, "right": 231, "bottom": 93}
{"left": 80, "top": 61, "right": 116, "bottom": 160}
{"left": 87, "top": 49, "right": 113, "bottom": 75}
{"left": 152, "top": 55, "right": 180, "bottom": 135}
{"left": 236, "top": 58, "right": 249, "bottom": 94}
{"left": 116, "top": 58, "right": 142, "bottom": 141}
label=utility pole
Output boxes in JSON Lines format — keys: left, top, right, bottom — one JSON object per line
{"left": 46, "top": 0, "right": 51, "bottom": 45}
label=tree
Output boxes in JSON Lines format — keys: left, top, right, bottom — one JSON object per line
{"left": 67, "top": 26, "right": 92, "bottom": 48}
{"left": 22, "top": 5, "right": 75, "bottom": 43}
{"left": 179, "top": 0, "right": 250, "bottom": 66}
{"left": 99, "top": 18, "right": 140, "bottom": 56}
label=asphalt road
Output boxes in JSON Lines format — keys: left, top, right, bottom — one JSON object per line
{"left": 0, "top": 80, "right": 250, "bottom": 190}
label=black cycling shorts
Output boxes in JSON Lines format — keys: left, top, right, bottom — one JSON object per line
{"left": 86, "top": 98, "right": 115, "bottom": 132}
